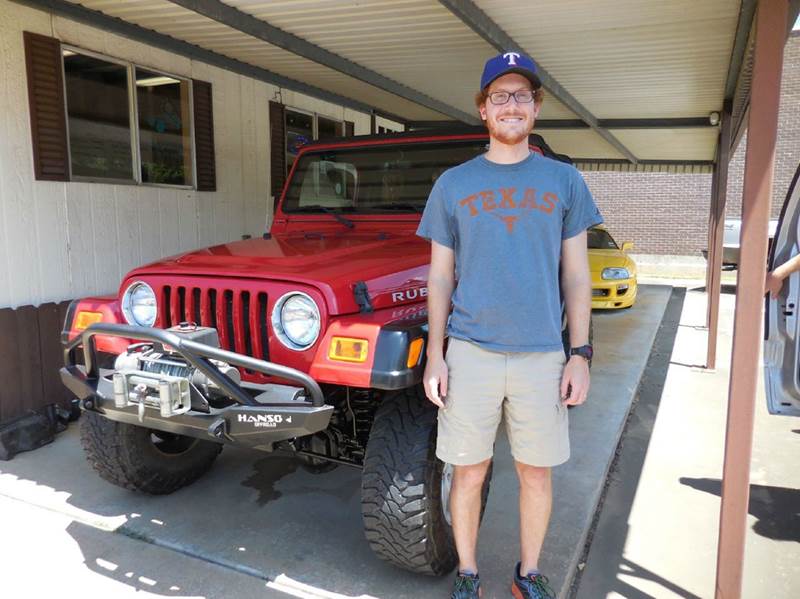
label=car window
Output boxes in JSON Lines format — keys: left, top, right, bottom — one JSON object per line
{"left": 296, "top": 160, "right": 357, "bottom": 208}
{"left": 282, "top": 141, "right": 489, "bottom": 214}
{"left": 587, "top": 228, "right": 618, "bottom": 250}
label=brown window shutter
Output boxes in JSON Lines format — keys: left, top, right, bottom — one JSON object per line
{"left": 269, "top": 100, "right": 286, "bottom": 200}
{"left": 345, "top": 120, "right": 355, "bottom": 137}
{"left": 23, "top": 32, "right": 68, "bottom": 182}
{"left": 192, "top": 80, "right": 216, "bottom": 191}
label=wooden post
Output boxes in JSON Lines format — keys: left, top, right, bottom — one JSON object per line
{"left": 707, "top": 100, "right": 733, "bottom": 369}
{"left": 715, "top": 1, "right": 787, "bottom": 597}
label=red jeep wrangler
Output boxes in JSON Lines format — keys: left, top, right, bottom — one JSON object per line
{"left": 61, "top": 127, "right": 577, "bottom": 576}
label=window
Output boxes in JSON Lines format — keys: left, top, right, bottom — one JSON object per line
{"left": 135, "top": 68, "right": 193, "bottom": 185}
{"left": 283, "top": 140, "right": 488, "bottom": 214}
{"left": 285, "top": 108, "right": 348, "bottom": 175}
{"left": 587, "top": 228, "right": 619, "bottom": 250}
{"left": 61, "top": 47, "right": 195, "bottom": 187}
{"left": 286, "top": 109, "right": 314, "bottom": 175}
{"left": 296, "top": 160, "right": 357, "bottom": 209}
{"left": 317, "top": 115, "right": 344, "bottom": 140}
{"left": 63, "top": 51, "right": 134, "bottom": 181}
{"left": 24, "top": 33, "right": 215, "bottom": 189}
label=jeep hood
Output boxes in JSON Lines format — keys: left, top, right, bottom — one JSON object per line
{"left": 126, "top": 233, "right": 431, "bottom": 315}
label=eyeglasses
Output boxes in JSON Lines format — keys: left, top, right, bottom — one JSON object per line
{"left": 488, "top": 90, "right": 535, "bottom": 105}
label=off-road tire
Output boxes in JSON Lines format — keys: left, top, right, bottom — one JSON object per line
{"left": 80, "top": 411, "right": 222, "bottom": 494}
{"left": 361, "top": 385, "right": 492, "bottom": 576}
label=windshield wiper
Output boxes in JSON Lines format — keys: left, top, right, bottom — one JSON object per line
{"left": 371, "top": 203, "right": 424, "bottom": 213}
{"left": 291, "top": 205, "right": 355, "bottom": 228}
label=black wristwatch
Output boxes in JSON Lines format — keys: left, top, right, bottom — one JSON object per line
{"left": 569, "top": 345, "right": 594, "bottom": 361}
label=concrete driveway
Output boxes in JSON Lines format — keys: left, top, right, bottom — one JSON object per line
{"left": 575, "top": 282, "right": 800, "bottom": 599}
{"left": 0, "top": 286, "right": 673, "bottom": 599}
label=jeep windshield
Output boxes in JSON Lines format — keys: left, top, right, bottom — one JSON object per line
{"left": 281, "top": 140, "right": 489, "bottom": 215}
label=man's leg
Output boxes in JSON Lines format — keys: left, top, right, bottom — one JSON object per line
{"left": 450, "top": 458, "right": 492, "bottom": 573}
{"left": 515, "top": 462, "right": 552, "bottom": 574}
{"left": 505, "top": 350, "right": 568, "bottom": 576}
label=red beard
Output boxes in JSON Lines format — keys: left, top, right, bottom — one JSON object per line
{"left": 486, "top": 115, "right": 533, "bottom": 145}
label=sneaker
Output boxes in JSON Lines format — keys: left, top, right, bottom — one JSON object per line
{"left": 511, "top": 562, "right": 556, "bottom": 599}
{"left": 451, "top": 571, "right": 482, "bottom": 599}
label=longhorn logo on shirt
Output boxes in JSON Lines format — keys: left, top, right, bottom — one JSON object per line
{"left": 458, "top": 187, "right": 560, "bottom": 233}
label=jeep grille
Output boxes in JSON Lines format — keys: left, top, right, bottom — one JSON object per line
{"left": 157, "top": 285, "right": 270, "bottom": 363}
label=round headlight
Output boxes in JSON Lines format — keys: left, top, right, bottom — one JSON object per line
{"left": 602, "top": 267, "right": 630, "bottom": 280}
{"left": 121, "top": 282, "right": 157, "bottom": 327}
{"left": 272, "top": 292, "right": 320, "bottom": 350}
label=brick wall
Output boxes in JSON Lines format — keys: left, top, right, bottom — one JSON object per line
{"left": 727, "top": 31, "right": 800, "bottom": 220}
{"left": 582, "top": 171, "right": 712, "bottom": 256}
{"left": 579, "top": 32, "right": 800, "bottom": 255}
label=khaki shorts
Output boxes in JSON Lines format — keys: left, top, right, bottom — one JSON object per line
{"left": 436, "top": 337, "right": 569, "bottom": 467}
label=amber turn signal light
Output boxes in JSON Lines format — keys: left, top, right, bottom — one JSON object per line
{"left": 329, "top": 337, "right": 369, "bottom": 363}
{"left": 75, "top": 311, "right": 103, "bottom": 331}
{"left": 407, "top": 337, "right": 424, "bottom": 368}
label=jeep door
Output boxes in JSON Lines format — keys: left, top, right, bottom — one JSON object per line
{"left": 764, "top": 162, "right": 800, "bottom": 416}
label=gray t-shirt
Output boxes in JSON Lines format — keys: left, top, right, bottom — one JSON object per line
{"left": 416, "top": 151, "right": 602, "bottom": 352}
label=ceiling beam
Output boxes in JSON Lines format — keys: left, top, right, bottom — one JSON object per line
{"left": 439, "top": 0, "right": 639, "bottom": 164}
{"left": 727, "top": 0, "right": 800, "bottom": 155}
{"left": 409, "top": 117, "right": 718, "bottom": 130}
{"left": 532, "top": 120, "right": 589, "bottom": 130}
{"left": 575, "top": 158, "right": 713, "bottom": 166}
{"left": 168, "top": 0, "right": 480, "bottom": 125}
{"left": 540, "top": 117, "right": 717, "bottom": 129}
{"left": 724, "top": 0, "right": 757, "bottom": 100}
{"left": 600, "top": 117, "right": 716, "bottom": 129}
{"left": 13, "top": 0, "right": 412, "bottom": 124}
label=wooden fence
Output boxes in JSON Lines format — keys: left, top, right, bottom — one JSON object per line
{"left": 0, "top": 301, "right": 74, "bottom": 423}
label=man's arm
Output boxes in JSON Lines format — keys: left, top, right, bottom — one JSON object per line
{"left": 766, "top": 253, "right": 800, "bottom": 298}
{"left": 423, "top": 240, "right": 456, "bottom": 408}
{"left": 560, "top": 230, "right": 592, "bottom": 405}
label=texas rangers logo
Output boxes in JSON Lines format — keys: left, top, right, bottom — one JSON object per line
{"left": 503, "top": 52, "right": 521, "bottom": 65}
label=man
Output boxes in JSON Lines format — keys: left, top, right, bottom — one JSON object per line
{"left": 416, "top": 52, "right": 602, "bottom": 599}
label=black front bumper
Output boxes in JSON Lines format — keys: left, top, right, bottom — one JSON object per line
{"left": 61, "top": 323, "right": 333, "bottom": 451}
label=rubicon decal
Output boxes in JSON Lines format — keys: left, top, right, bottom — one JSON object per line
{"left": 238, "top": 414, "right": 292, "bottom": 428}
{"left": 392, "top": 287, "right": 428, "bottom": 303}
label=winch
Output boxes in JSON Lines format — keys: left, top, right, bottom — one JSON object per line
{"left": 111, "top": 323, "right": 240, "bottom": 419}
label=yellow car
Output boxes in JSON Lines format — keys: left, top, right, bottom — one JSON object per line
{"left": 588, "top": 226, "right": 637, "bottom": 309}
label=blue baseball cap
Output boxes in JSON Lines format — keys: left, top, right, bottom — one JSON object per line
{"left": 481, "top": 52, "right": 541, "bottom": 90}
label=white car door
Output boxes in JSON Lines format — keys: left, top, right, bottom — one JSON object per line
{"left": 765, "top": 163, "right": 800, "bottom": 416}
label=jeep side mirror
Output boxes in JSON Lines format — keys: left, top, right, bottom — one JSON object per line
{"left": 621, "top": 241, "right": 634, "bottom": 252}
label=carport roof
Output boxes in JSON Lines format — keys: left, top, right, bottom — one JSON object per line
{"left": 24, "top": 0, "right": 800, "bottom": 171}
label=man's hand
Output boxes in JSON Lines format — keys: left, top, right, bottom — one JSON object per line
{"left": 423, "top": 354, "right": 448, "bottom": 409}
{"left": 765, "top": 271, "right": 784, "bottom": 299}
{"left": 561, "top": 356, "right": 590, "bottom": 406}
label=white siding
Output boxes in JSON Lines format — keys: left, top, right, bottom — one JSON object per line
{"left": 0, "top": 1, "right": 373, "bottom": 308}
{"left": 376, "top": 116, "right": 406, "bottom": 132}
